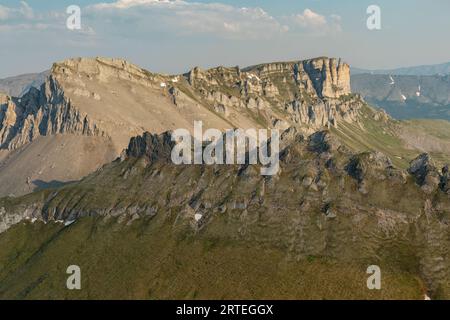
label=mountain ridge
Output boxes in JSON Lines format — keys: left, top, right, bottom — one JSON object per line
{"left": 352, "top": 61, "right": 450, "bottom": 76}
{"left": 351, "top": 73, "right": 450, "bottom": 121}
{"left": 0, "top": 56, "right": 367, "bottom": 197}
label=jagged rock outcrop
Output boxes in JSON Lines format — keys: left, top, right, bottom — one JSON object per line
{"left": 126, "top": 131, "right": 174, "bottom": 163}
{"left": 307, "top": 130, "right": 342, "bottom": 154}
{"left": 302, "top": 57, "right": 351, "bottom": 98}
{"left": 441, "top": 165, "right": 450, "bottom": 194}
{"left": 408, "top": 153, "right": 441, "bottom": 194}
{"left": 345, "top": 151, "right": 399, "bottom": 193}
{"left": 0, "top": 76, "right": 105, "bottom": 150}
{"left": 185, "top": 57, "right": 359, "bottom": 130}
{"left": 245, "top": 57, "right": 351, "bottom": 98}
{"left": 52, "top": 57, "right": 158, "bottom": 86}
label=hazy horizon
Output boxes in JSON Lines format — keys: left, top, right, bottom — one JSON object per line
{"left": 2, "top": 56, "right": 450, "bottom": 80}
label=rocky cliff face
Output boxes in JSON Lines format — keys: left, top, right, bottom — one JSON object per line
{"left": 52, "top": 57, "right": 159, "bottom": 88}
{"left": 185, "top": 57, "right": 357, "bottom": 131}
{"left": 126, "top": 131, "right": 174, "bottom": 163}
{"left": 0, "top": 75, "right": 104, "bottom": 150}
{"left": 244, "top": 57, "right": 351, "bottom": 98}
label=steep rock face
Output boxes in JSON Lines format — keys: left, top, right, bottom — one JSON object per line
{"left": 52, "top": 57, "right": 158, "bottom": 88}
{"left": 0, "top": 94, "right": 19, "bottom": 147}
{"left": 126, "top": 131, "right": 174, "bottom": 163}
{"left": 245, "top": 57, "right": 351, "bottom": 98}
{"left": 186, "top": 57, "right": 357, "bottom": 131}
{"left": 302, "top": 57, "right": 351, "bottom": 98}
{"left": 0, "top": 76, "right": 104, "bottom": 150}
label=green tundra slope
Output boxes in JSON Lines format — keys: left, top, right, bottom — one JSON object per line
{"left": 332, "top": 105, "right": 450, "bottom": 169}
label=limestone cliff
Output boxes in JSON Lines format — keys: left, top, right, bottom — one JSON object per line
{"left": 185, "top": 57, "right": 358, "bottom": 132}
{"left": 245, "top": 57, "right": 351, "bottom": 98}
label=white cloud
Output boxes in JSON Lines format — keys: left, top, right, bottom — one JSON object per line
{"left": 0, "top": 1, "right": 34, "bottom": 21}
{"left": 0, "top": 5, "right": 10, "bottom": 20}
{"left": 294, "top": 9, "right": 327, "bottom": 29}
{"left": 18, "top": 1, "right": 34, "bottom": 19}
{"left": 0, "top": 2, "right": 94, "bottom": 37}
{"left": 290, "top": 9, "right": 342, "bottom": 34}
{"left": 0, "top": 2, "right": 37, "bottom": 32}
{"left": 94, "top": 0, "right": 174, "bottom": 9}
{"left": 88, "top": 0, "right": 288, "bottom": 39}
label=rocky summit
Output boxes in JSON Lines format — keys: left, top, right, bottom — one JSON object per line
{"left": 1, "top": 56, "right": 450, "bottom": 300}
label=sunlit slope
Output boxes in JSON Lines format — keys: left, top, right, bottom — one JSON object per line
{"left": 332, "top": 105, "right": 450, "bottom": 169}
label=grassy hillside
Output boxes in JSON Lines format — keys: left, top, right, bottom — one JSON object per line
{"left": 0, "top": 217, "right": 425, "bottom": 300}
{"left": 332, "top": 105, "right": 450, "bottom": 169}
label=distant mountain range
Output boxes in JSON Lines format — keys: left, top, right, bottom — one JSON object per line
{"left": 349, "top": 61, "right": 450, "bottom": 120}
{"left": 0, "top": 71, "right": 49, "bottom": 97}
{"left": 351, "top": 74, "right": 450, "bottom": 120}
{"left": 352, "top": 61, "right": 450, "bottom": 76}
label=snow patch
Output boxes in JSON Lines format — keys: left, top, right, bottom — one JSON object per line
{"left": 64, "top": 219, "right": 76, "bottom": 227}
{"left": 416, "top": 85, "right": 421, "bottom": 97}
{"left": 246, "top": 74, "right": 261, "bottom": 82}
{"left": 389, "top": 75, "right": 395, "bottom": 85}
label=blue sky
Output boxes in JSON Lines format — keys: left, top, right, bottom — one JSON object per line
{"left": 1, "top": 0, "right": 450, "bottom": 78}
